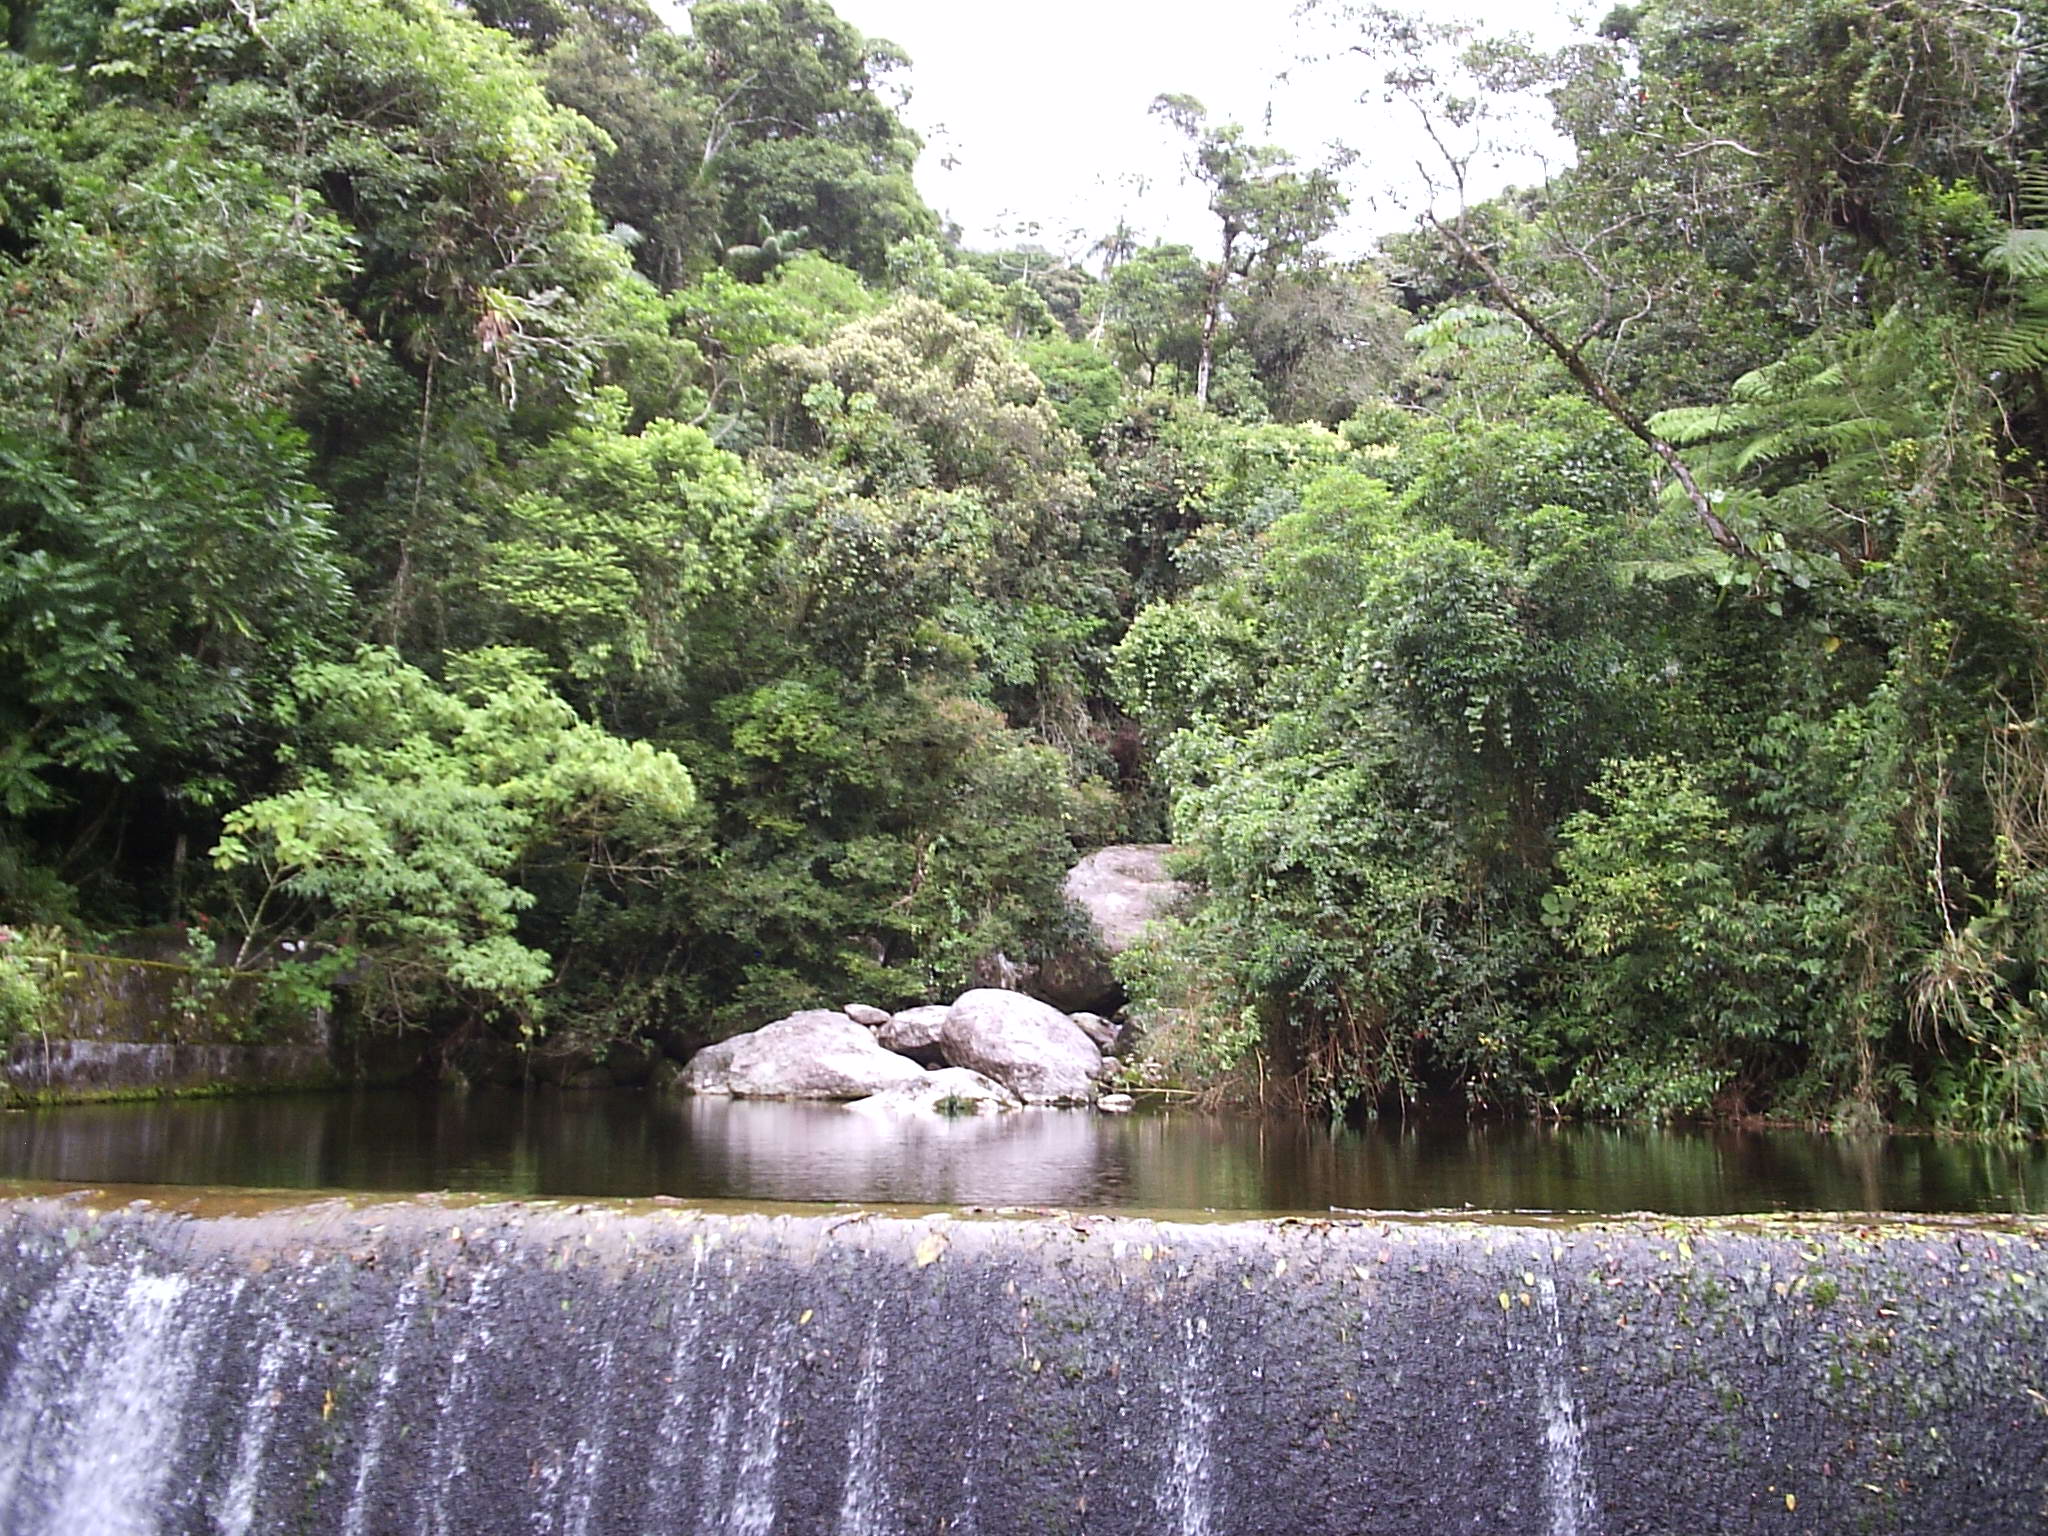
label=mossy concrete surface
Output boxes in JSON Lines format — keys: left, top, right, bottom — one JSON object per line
{"left": 4, "top": 952, "right": 418, "bottom": 1102}
{"left": 0, "top": 1198, "right": 2039, "bottom": 1532}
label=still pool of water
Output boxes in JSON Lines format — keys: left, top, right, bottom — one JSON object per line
{"left": 0, "top": 1088, "right": 2042, "bottom": 1213}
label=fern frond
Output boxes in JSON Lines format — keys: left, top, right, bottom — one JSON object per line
{"left": 2016, "top": 165, "right": 2048, "bottom": 225}
{"left": 1406, "top": 304, "right": 1525, "bottom": 370}
{"left": 1647, "top": 404, "right": 1762, "bottom": 444}
{"left": 1737, "top": 415, "right": 1900, "bottom": 472}
{"left": 1732, "top": 425, "right": 1825, "bottom": 474}
{"left": 1987, "top": 309, "right": 2048, "bottom": 372}
{"left": 1985, "top": 228, "right": 2048, "bottom": 283}
{"left": 1730, "top": 353, "right": 1826, "bottom": 404}
{"left": 1761, "top": 483, "right": 1856, "bottom": 540}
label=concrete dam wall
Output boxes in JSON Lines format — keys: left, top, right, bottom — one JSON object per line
{"left": 0, "top": 1197, "right": 2040, "bottom": 1534}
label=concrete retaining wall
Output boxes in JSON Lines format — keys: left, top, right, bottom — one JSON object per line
{"left": 0, "top": 1198, "right": 2038, "bottom": 1532}
{"left": 3, "top": 951, "right": 416, "bottom": 1100}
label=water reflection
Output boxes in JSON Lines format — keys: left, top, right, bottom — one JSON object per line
{"left": 0, "top": 1089, "right": 2039, "bottom": 1214}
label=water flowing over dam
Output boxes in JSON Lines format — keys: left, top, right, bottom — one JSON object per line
{"left": 0, "top": 1196, "right": 2040, "bottom": 1534}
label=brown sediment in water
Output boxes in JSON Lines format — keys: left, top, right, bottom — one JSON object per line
{"left": 5, "top": 1177, "right": 2043, "bottom": 1236}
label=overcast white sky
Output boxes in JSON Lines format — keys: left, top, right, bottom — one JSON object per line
{"left": 823, "top": 0, "right": 1590, "bottom": 263}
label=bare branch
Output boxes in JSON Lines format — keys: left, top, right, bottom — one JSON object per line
{"left": 1426, "top": 213, "right": 1756, "bottom": 561}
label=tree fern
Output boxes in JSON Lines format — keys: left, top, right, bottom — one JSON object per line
{"left": 1984, "top": 168, "right": 2048, "bottom": 372}
{"left": 1649, "top": 402, "right": 1765, "bottom": 446}
{"left": 1644, "top": 307, "right": 1938, "bottom": 568}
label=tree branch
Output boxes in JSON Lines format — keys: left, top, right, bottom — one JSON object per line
{"left": 1426, "top": 213, "right": 1756, "bottom": 561}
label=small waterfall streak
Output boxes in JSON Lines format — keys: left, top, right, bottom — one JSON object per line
{"left": 217, "top": 1287, "right": 311, "bottom": 1536}
{"left": 46, "top": 1269, "right": 204, "bottom": 1536}
{"left": 560, "top": 1336, "right": 621, "bottom": 1536}
{"left": 1533, "top": 1272, "right": 1597, "bottom": 1536}
{"left": 429, "top": 1261, "right": 501, "bottom": 1536}
{"left": 0, "top": 1263, "right": 102, "bottom": 1519}
{"left": 683, "top": 1341, "right": 743, "bottom": 1524}
{"left": 1153, "top": 1315, "right": 1217, "bottom": 1536}
{"left": 644, "top": 1246, "right": 714, "bottom": 1529}
{"left": 340, "top": 1256, "right": 435, "bottom": 1536}
{"left": 724, "top": 1348, "right": 790, "bottom": 1536}
{"left": 835, "top": 1318, "right": 894, "bottom": 1536}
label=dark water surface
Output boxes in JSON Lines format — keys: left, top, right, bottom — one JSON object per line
{"left": 1, "top": 1088, "right": 2042, "bottom": 1213}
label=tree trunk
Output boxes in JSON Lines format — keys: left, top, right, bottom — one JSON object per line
{"left": 1196, "top": 268, "right": 1224, "bottom": 406}
{"left": 1195, "top": 223, "right": 1239, "bottom": 408}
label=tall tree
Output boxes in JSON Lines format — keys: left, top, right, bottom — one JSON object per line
{"left": 1149, "top": 94, "right": 1351, "bottom": 405}
{"left": 687, "top": 0, "right": 936, "bottom": 278}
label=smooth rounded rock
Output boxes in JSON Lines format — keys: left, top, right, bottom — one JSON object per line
{"left": 843, "top": 1003, "right": 891, "bottom": 1027}
{"left": 845, "top": 1067, "right": 1022, "bottom": 1116}
{"left": 940, "top": 989, "right": 1102, "bottom": 1105}
{"left": 1096, "top": 1092, "right": 1135, "bottom": 1113}
{"left": 1032, "top": 845, "right": 1187, "bottom": 1012}
{"left": 680, "top": 1010, "right": 929, "bottom": 1100}
{"left": 1068, "top": 845, "right": 1185, "bottom": 948}
{"left": 877, "top": 1005, "right": 951, "bottom": 1067}
{"left": 1069, "top": 1011, "right": 1116, "bottom": 1050}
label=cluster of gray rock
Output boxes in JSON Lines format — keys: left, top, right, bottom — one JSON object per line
{"left": 674, "top": 845, "right": 1187, "bottom": 1116}
{"left": 679, "top": 989, "right": 1133, "bottom": 1113}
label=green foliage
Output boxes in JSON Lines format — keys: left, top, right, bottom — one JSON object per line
{"left": 768, "top": 296, "right": 1084, "bottom": 500}
{"left": 1149, "top": 93, "right": 1351, "bottom": 405}
{"left": 1019, "top": 335, "right": 1124, "bottom": 443}
{"left": 1984, "top": 168, "right": 2048, "bottom": 373}
{"left": 0, "top": 924, "right": 57, "bottom": 1043}
{"left": 689, "top": 0, "right": 935, "bottom": 278}
{"left": 1093, "top": 242, "right": 1206, "bottom": 388}
{"left": 1110, "top": 401, "right": 1667, "bottom": 1113}
{"left": 212, "top": 647, "right": 697, "bottom": 1032}
{"left": 0, "top": 413, "right": 346, "bottom": 810}
{"left": 1235, "top": 266, "right": 1409, "bottom": 424}
{"left": 1545, "top": 756, "right": 1810, "bottom": 1118}
{"left": 480, "top": 393, "right": 764, "bottom": 690}
{"left": 539, "top": 19, "right": 714, "bottom": 291}
{"left": 4, "top": 0, "right": 2048, "bottom": 1136}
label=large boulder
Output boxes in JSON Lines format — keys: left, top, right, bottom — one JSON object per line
{"left": 1068, "top": 1011, "right": 1116, "bottom": 1051}
{"left": 680, "top": 1010, "right": 930, "bottom": 1100}
{"left": 940, "top": 989, "right": 1101, "bottom": 1105}
{"left": 877, "top": 1005, "right": 951, "bottom": 1067}
{"left": 1031, "top": 845, "right": 1186, "bottom": 1012}
{"left": 844, "top": 1066, "right": 1021, "bottom": 1116}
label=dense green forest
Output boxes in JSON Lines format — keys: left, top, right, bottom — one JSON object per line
{"left": 2, "top": 0, "right": 2047, "bottom": 1134}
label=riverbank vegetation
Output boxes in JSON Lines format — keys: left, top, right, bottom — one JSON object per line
{"left": 3, "top": 0, "right": 2047, "bottom": 1134}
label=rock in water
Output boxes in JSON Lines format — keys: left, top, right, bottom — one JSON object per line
{"left": 680, "top": 1010, "right": 929, "bottom": 1099}
{"left": 877, "top": 1005, "right": 951, "bottom": 1067}
{"left": 1032, "top": 845, "right": 1187, "bottom": 1012}
{"left": 845, "top": 1067, "right": 1021, "bottom": 1115}
{"left": 941, "top": 989, "right": 1102, "bottom": 1105}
